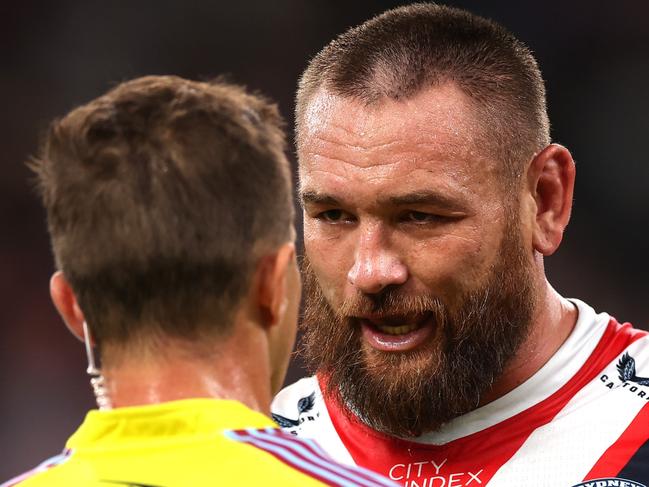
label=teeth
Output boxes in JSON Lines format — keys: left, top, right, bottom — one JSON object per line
{"left": 376, "top": 323, "right": 420, "bottom": 335}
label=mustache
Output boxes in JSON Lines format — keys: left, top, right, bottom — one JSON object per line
{"left": 300, "top": 260, "right": 448, "bottom": 321}
{"left": 336, "top": 287, "right": 446, "bottom": 320}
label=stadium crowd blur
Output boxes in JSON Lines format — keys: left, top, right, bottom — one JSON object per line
{"left": 1, "top": 0, "right": 647, "bottom": 478}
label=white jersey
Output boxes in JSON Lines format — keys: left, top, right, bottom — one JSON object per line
{"left": 272, "top": 300, "right": 649, "bottom": 487}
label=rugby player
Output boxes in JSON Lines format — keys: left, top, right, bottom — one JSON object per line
{"left": 4, "top": 75, "right": 394, "bottom": 487}
{"left": 272, "top": 5, "right": 649, "bottom": 487}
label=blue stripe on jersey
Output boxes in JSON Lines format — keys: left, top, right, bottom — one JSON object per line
{"left": 224, "top": 429, "right": 354, "bottom": 486}
{"left": 256, "top": 428, "right": 395, "bottom": 487}
{"left": 293, "top": 434, "right": 396, "bottom": 487}
{"left": 225, "top": 429, "right": 372, "bottom": 486}
{"left": 1, "top": 449, "right": 72, "bottom": 487}
{"left": 617, "top": 438, "right": 649, "bottom": 485}
{"left": 250, "top": 428, "right": 377, "bottom": 487}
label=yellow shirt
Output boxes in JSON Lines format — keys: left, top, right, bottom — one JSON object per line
{"left": 4, "top": 398, "right": 394, "bottom": 487}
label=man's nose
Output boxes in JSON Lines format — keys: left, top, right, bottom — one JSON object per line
{"left": 347, "top": 226, "right": 408, "bottom": 294}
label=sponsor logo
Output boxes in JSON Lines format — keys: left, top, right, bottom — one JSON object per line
{"left": 388, "top": 459, "right": 483, "bottom": 487}
{"left": 600, "top": 353, "right": 649, "bottom": 400}
{"left": 572, "top": 478, "right": 646, "bottom": 487}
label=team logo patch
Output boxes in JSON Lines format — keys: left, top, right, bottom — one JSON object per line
{"left": 572, "top": 478, "right": 646, "bottom": 487}
{"left": 617, "top": 353, "right": 649, "bottom": 386}
{"left": 272, "top": 392, "right": 317, "bottom": 429}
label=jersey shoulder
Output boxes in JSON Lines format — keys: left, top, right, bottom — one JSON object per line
{"left": 1, "top": 450, "right": 74, "bottom": 487}
{"left": 271, "top": 376, "right": 357, "bottom": 466}
{"left": 223, "top": 426, "right": 396, "bottom": 486}
{"left": 3, "top": 424, "right": 395, "bottom": 487}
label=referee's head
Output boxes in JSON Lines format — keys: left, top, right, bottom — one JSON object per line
{"left": 33, "top": 75, "right": 300, "bottom": 404}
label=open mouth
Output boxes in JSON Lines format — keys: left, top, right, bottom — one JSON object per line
{"left": 373, "top": 322, "right": 423, "bottom": 335}
{"left": 367, "top": 313, "right": 429, "bottom": 334}
{"left": 358, "top": 313, "right": 435, "bottom": 351}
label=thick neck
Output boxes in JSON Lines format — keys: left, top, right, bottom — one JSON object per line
{"left": 480, "top": 279, "right": 578, "bottom": 405}
{"left": 98, "top": 324, "right": 273, "bottom": 416}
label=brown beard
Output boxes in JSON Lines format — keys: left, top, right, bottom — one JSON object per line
{"left": 299, "top": 221, "right": 537, "bottom": 438}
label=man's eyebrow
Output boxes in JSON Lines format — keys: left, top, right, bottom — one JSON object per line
{"left": 300, "top": 190, "right": 341, "bottom": 206}
{"left": 300, "top": 190, "right": 467, "bottom": 211}
{"left": 384, "top": 191, "right": 466, "bottom": 210}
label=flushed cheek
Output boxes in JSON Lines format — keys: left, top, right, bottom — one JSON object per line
{"left": 406, "top": 236, "right": 488, "bottom": 300}
{"left": 304, "top": 231, "right": 353, "bottom": 303}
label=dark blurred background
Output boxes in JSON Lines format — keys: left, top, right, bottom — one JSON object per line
{"left": 1, "top": 0, "right": 647, "bottom": 478}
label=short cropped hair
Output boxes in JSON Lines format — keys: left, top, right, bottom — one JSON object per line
{"left": 33, "top": 76, "right": 293, "bottom": 347}
{"left": 296, "top": 3, "right": 550, "bottom": 184}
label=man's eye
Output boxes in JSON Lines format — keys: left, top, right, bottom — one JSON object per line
{"left": 403, "top": 211, "right": 445, "bottom": 223}
{"left": 316, "top": 209, "right": 354, "bottom": 223}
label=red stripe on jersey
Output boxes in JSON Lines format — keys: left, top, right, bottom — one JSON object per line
{"left": 584, "top": 401, "right": 649, "bottom": 480}
{"left": 321, "top": 319, "right": 645, "bottom": 485}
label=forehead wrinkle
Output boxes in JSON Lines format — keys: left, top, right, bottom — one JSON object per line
{"left": 300, "top": 164, "right": 474, "bottom": 208}
{"left": 301, "top": 147, "right": 483, "bottom": 189}
{"left": 301, "top": 83, "right": 495, "bottom": 164}
{"left": 299, "top": 85, "right": 503, "bottom": 201}
{"left": 308, "top": 114, "right": 465, "bottom": 150}
{"left": 302, "top": 152, "right": 407, "bottom": 172}
{"left": 311, "top": 130, "right": 401, "bottom": 153}
{"left": 302, "top": 121, "right": 485, "bottom": 174}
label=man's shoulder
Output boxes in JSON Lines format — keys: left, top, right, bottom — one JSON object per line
{"left": 3, "top": 425, "right": 395, "bottom": 487}
{"left": 1, "top": 451, "right": 74, "bottom": 487}
{"left": 597, "top": 312, "right": 649, "bottom": 392}
{"left": 224, "top": 426, "right": 396, "bottom": 486}
{"left": 272, "top": 376, "right": 358, "bottom": 466}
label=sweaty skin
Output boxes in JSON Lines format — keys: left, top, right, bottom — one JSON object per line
{"left": 50, "top": 240, "right": 301, "bottom": 417}
{"left": 299, "top": 83, "right": 577, "bottom": 404}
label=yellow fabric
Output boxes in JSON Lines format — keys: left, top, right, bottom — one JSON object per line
{"left": 15, "top": 399, "right": 328, "bottom": 486}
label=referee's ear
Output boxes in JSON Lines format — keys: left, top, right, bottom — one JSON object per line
{"left": 254, "top": 242, "right": 297, "bottom": 330}
{"left": 50, "top": 271, "right": 88, "bottom": 344}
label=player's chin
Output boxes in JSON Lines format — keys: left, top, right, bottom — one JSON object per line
{"left": 361, "top": 338, "right": 443, "bottom": 377}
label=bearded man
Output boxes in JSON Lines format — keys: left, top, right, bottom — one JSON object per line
{"left": 272, "top": 4, "right": 649, "bottom": 487}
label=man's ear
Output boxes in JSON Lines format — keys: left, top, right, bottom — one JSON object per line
{"left": 255, "top": 243, "right": 296, "bottom": 329}
{"left": 50, "top": 271, "right": 88, "bottom": 343}
{"left": 527, "top": 143, "right": 576, "bottom": 256}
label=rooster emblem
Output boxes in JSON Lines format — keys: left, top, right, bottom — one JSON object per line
{"left": 272, "top": 392, "right": 316, "bottom": 428}
{"left": 616, "top": 352, "right": 649, "bottom": 386}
